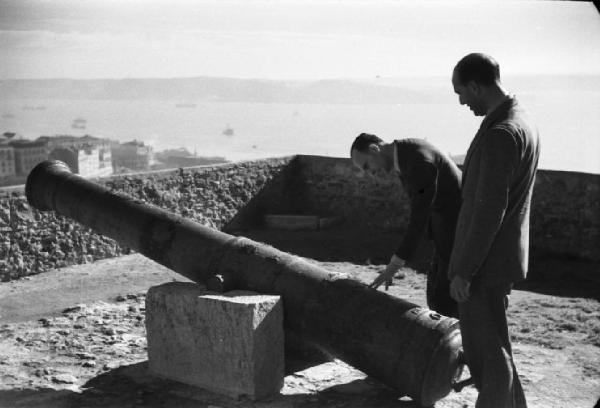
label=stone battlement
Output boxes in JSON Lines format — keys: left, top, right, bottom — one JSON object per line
{"left": 1, "top": 155, "right": 598, "bottom": 281}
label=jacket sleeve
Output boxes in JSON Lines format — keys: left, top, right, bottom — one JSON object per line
{"left": 449, "top": 128, "right": 518, "bottom": 280}
{"left": 395, "top": 161, "right": 438, "bottom": 261}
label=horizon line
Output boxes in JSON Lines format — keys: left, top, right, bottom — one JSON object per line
{"left": 2, "top": 72, "right": 600, "bottom": 82}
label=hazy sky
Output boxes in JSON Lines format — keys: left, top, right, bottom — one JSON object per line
{"left": 1, "top": 0, "right": 599, "bottom": 79}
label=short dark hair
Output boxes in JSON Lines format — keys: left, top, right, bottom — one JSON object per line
{"left": 454, "top": 53, "right": 500, "bottom": 87}
{"left": 350, "top": 133, "right": 383, "bottom": 155}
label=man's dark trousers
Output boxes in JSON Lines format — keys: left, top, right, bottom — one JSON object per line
{"left": 427, "top": 211, "right": 458, "bottom": 318}
{"left": 458, "top": 282, "right": 527, "bottom": 408}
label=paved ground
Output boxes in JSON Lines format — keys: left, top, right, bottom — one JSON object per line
{"left": 0, "top": 233, "right": 599, "bottom": 407}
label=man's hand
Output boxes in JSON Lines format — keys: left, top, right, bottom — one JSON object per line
{"left": 450, "top": 275, "right": 471, "bottom": 302}
{"left": 369, "top": 255, "right": 406, "bottom": 291}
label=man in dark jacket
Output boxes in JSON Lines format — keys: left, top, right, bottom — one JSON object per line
{"left": 449, "top": 53, "right": 540, "bottom": 408}
{"left": 351, "top": 133, "right": 461, "bottom": 318}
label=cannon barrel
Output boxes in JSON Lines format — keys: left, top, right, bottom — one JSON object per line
{"left": 26, "top": 160, "right": 463, "bottom": 405}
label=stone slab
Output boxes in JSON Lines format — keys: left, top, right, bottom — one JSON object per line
{"left": 264, "top": 215, "right": 319, "bottom": 230}
{"left": 318, "top": 216, "right": 344, "bottom": 229}
{"left": 145, "top": 282, "right": 284, "bottom": 400}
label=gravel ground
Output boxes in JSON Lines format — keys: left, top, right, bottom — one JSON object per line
{"left": 0, "top": 252, "right": 599, "bottom": 408}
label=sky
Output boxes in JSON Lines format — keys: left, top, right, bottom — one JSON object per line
{"left": 0, "top": 0, "right": 599, "bottom": 80}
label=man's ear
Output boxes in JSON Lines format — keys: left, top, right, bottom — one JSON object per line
{"left": 467, "top": 80, "right": 481, "bottom": 95}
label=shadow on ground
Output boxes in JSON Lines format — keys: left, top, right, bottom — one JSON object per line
{"left": 0, "top": 388, "right": 75, "bottom": 408}
{"left": 0, "top": 362, "right": 418, "bottom": 408}
{"left": 522, "top": 251, "right": 600, "bottom": 301}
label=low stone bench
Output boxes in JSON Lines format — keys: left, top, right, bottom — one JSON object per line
{"left": 264, "top": 214, "right": 344, "bottom": 230}
{"left": 145, "top": 282, "right": 284, "bottom": 400}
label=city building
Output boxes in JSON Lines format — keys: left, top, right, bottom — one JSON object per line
{"left": 9, "top": 139, "right": 48, "bottom": 176}
{"left": 2, "top": 132, "right": 20, "bottom": 141}
{"left": 48, "top": 146, "right": 112, "bottom": 178}
{"left": 37, "top": 134, "right": 113, "bottom": 177}
{"left": 111, "top": 140, "right": 153, "bottom": 172}
{"left": 0, "top": 137, "right": 16, "bottom": 179}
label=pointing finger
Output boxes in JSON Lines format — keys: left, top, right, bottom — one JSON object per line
{"left": 369, "top": 279, "right": 381, "bottom": 289}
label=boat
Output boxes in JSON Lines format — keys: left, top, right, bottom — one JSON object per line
{"left": 71, "top": 117, "right": 87, "bottom": 130}
{"left": 222, "top": 126, "right": 234, "bottom": 137}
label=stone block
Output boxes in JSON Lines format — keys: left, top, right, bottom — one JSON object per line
{"left": 264, "top": 214, "right": 319, "bottom": 230}
{"left": 318, "top": 216, "right": 344, "bottom": 229}
{"left": 145, "top": 282, "right": 284, "bottom": 400}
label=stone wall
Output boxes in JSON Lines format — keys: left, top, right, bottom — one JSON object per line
{"left": 294, "top": 155, "right": 600, "bottom": 263}
{"left": 0, "top": 158, "right": 297, "bottom": 281}
{"left": 1, "top": 154, "right": 598, "bottom": 282}
{"left": 294, "top": 155, "right": 410, "bottom": 230}
{"left": 530, "top": 170, "right": 600, "bottom": 262}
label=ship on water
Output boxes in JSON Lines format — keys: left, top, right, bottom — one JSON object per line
{"left": 222, "top": 126, "right": 234, "bottom": 137}
{"left": 71, "top": 118, "right": 87, "bottom": 130}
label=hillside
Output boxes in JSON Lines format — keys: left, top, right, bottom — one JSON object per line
{"left": 0, "top": 77, "right": 433, "bottom": 104}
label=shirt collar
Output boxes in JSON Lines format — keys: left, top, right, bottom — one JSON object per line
{"left": 481, "top": 95, "right": 517, "bottom": 130}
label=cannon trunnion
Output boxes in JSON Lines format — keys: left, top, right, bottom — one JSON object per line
{"left": 26, "top": 160, "right": 464, "bottom": 405}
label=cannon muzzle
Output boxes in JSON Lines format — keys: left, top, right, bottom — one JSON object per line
{"left": 26, "top": 160, "right": 464, "bottom": 405}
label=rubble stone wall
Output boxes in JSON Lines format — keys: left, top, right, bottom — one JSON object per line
{"left": 529, "top": 169, "right": 600, "bottom": 261}
{"left": 294, "top": 155, "right": 600, "bottom": 263}
{"left": 1, "top": 154, "right": 598, "bottom": 282}
{"left": 293, "top": 155, "right": 410, "bottom": 230}
{"left": 0, "top": 158, "right": 297, "bottom": 281}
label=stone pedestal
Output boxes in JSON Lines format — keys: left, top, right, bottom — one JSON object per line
{"left": 264, "top": 214, "right": 319, "bottom": 230}
{"left": 145, "top": 282, "right": 284, "bottom": 400}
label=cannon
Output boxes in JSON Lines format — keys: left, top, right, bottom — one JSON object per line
{"left": 26, "top": 160, "right": 464, "bottom": 406}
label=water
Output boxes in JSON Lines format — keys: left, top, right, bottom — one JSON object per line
{"left": 1, "top": 89, "right": 599, "bottom": 173}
